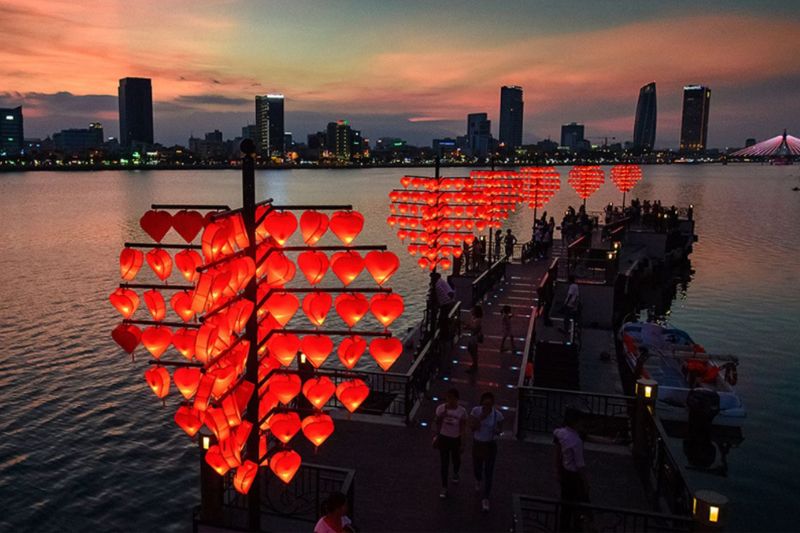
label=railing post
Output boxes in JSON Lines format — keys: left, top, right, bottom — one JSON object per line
{"left": 198, "top": 432, "right": 224, "bottom": 525}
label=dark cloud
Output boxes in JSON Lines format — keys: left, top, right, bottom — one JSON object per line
{"left": 174, "top": 94, "right": 250, "bottom": 106}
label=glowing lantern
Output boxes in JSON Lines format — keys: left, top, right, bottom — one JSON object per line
{"left": 266, "top": 333, "right": 301, "bottom": 366}
{"left": 143, "top": 289, "right": 166, "bottom": 321}
{"left": 209, "top": 366, "right": 238, "bottom": 398}
{"left": 300, "top": 334, "right": 334, "bottom": 368}
{"left": 233, "top": 460, "right": 258, "bottom": 495}
{"left": 141, "top": 326, "right": 172, "bottom": 359}
{"left": 329, "top": 210, "right": 364, "bottom": 245}
{"left": 174, "top": 367, "right": 202, "bottom": 400}
{"left": 195, "top": 324, "right": 220, "bottom": 364}
{"left": 297, "top": 250, "right": 329, "bottom": 285}
{"left": 336, "top": 379, "right": 370, "bottom": 413}
{"left": 269, "top": 450, "right": 302, "bottom": 484}
{"left": 263, "top": 211, "right": 298, "bottom": 246}
{"left": 205, "top": 406, "right": 232, "bottom": 442}
{"left": 364, "top": 251, "right": 399, "bottom": 286}
{"left": 174, "top": 405, "right": 204, "bottom": 437}
{"left": 145, "top": 366, "right": 170, "bottom": 399}
{"left": 171, "top": 328, "right": 197, "bottom": 360}
{"left": 175, "top": 249, "right": 203, "bottom": 283}
{"left": 259, "top": 391, "right": 280, "bottom": 430}
{"left": 330, "top": 251, "right": 364, "bottom": 286}
{"left": 205, "top": 445, "right": 231, "bottom": 476}
{"left": 519, "top": 166, "right": 561, "bottom": 223}
{"left": 228, "top": 213, "right": 250, "bottom": 249}
{"left": 262, "top": 252, "right": 296, "bottom": 287}
{"left": 165, "top": 291, "right": 193, "bottom": 323}
{"left": 139, "top": 210, "right": 173, "bottom": 242}
{"left": 233, "top": 420, "right": 253, "bottom": 449}
{"left": 267, "top": 412, "right": 301, "bottom": 443}
{"left": 369, "top": 293, "right": 404, "bottom": 328}
{"left": 301, "top": 291, "right": 332, "bottom": 327}
{"left": 145, "top": 248, "right": 173, "bottom": 281}
{"left": 120, "top": 248, "right": 144, "bottom": 281}
{"left": 334, "top": 293, "right": 369, "bottom": 328}
{"left": 109, "top": 287, "right": 140, "bottom": 319}
{"left": 193, "top": 373, "right": 216, "bottom": 412}
{"left": 568, "top": 165, "right": 605, "bottom": 205}
{"left": 302, "top": 376, "right": 336, "bottom": 409}
{"left": 221, "top": 394, "right": 243, "bottom": 426}
{"left": 263, "top": 291, "right": 298, "bottom": 327}
{"left": 302, "top": 414, "right": 334, "bottom": 447}
{"left": 267, "top": 373, "right": 302, "bottom": 405}
{"left": 219, "top": 435, "right": 242, "bottom": 468}
{"left": 171, "top": 210, "right": 205, "bottom": 243}
{"left": 299, "top": 210, "right": 329, "bottom": 245}
{"left": 191, "top": 272, "right": 214, "bottom": 313}
{"left": 337, "top": 335, "right": 366, "bottom": 369}
{"left": 369, "top": 337, "right": 403, "bottom": 371}
{"left": 610, "top": 164, "right": 643, "bottom": 206}
{"left": 201, "top": 222, "right": 233, "bottom": 262}
{"left": 111, "top": 323, "right": 141, "bottom": 354}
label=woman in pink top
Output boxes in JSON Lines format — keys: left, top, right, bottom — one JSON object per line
{"left": 433, "top": 388, "right": 467, "bottom": 499}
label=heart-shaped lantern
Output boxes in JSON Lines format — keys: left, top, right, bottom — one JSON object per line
{"left": 109, "top": 287, "right": 140, "bottom": 319}
{"left": 173, "top": 367, "right": 202, "bottom": 400}
{"left": 302, "top": 376, "right": 336, "bottom": 409}
{"left": 174, "top": 405, "right": 205, "bottom": 437}
{"left": 267, "top": 373, "right": 301, "bottom": 405}
{"left": 205, "top": 445, "right": 231, "bottom": 476}
{"left": 141, "top": 326, "right": 172, "bottom": 359}
{"left": 139, "top": 210, "right": 173, "bottom": 242}
{"left": 263, "top": 211, "right": 297, "bottom": 246}
{"left": 329, "top": 210, "right": 364, "bottom": 245}
{"left": 270, "top": 450, "right": 302, "bottom": 484}
{"left": 262, "top": 252, "right": 296, "bottom": 287}
{"left": 337, "top": 335, "right": 366, "bottom": 369}
{"left": 265, "top": 291, "right": 300, "bottom": 327}
{"left": 204, "top": 407, "right": 232, "bottom": 442}
{"left": 297, "top": 251, "right": 329, "bottom": 285}
{"left": 143, "top": 289, "right": 166, "bottom": 321}
{"left": 267, "top": 412, "right": 301, "bottom": 444}
{"left": 119, "top": 248, "right": 144, "bottom": 281}
{"left": 234, "top": 382, "right": 255, "bottom": 416}
{"left": 300, "top": 334, "right": 333, "bottom": 368}
{"left": 568, "top": 165, "right": 605, "bottom": 200}
{"left": 259, "top": 391, "right": 280, "bottom": 430}
{"left": 111, "top": 323, "right": 141, "bottom": 354}
{"left": 193, "top": 373, "right": 216, "bottom": 412}
{"left": 175, "top": 249, "right": 203, "bottom": 283}
{"left": 169, "top": 291, "right": 195, "bottom": 323}
{"left": 369, "top": 293, "right": 404, "bottom": 328}
{"left": 364, "top": 251, "right": 399, "bottom": 286}
{"left": 369, "top": 337, "right": 403, "bottom": 371}
{"left": 171, "top": 210, "right": 205, "bottom": 243}
{"left": 228, "top": 299, "right": 254, "bottom": 334}
{"left": 233, "top": 460, "right": 258, "bottom": 495}
{"left": 330, "top": 251, "right": 364, "bottom": 286}
{"left": 302, "top": 414, "right": 334, "bottom": 447}
{"left": 300, "top": 210, "right": 329, "bottom": 245}
{"left": 146, "top": 248, "right": 173, "bottom": 281}
{"left": 336, "top": 379, "right": 370, "bottom": 413}
{"left": 171, "top": 328, "right": 197, "bottom": 360}
{"left": 144, "top": 366, "right": 170, "bottom": 399}
{"left": 221, "top": 394, "right": 243, "bottom": 427}
{"left": 194, "top": 324, "right": 219, "bottom": 364}
{"left": 267, "top": 333, "right": 301, "bottom": 366}
{"left": 334, "top": 293, "right": 369, "bottom": 328}
{"left": 302, "top": 291, "right": 332, "bottom": 327}
{"left": 209, "top": 365, "right": 237, "bottom": 399}
{"left": 201, "top": 222, "right": 233, "bottom": 263}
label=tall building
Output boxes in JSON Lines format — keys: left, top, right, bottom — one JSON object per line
{"left": 466, "top": 113, "right": 491, "bottom": 158}
{"left": 0, "top": 106, "right": 24, "bottom": 156}
{"left": 560, "top": 122, "right": 585, "bottom": 151}
{"left": 242, "top": 124, "right": 258, "bottom": 141}
{"left": 633, "top": 82, "right": 657, "bottom": 150}
{"left": 679, "top": 85, "right": 711, "bottom": 153}
{"left": 326, "top": 120, "right": 353, "bottom": 160}
{"left": 255, "top": 94, "right": 285, "bottom": 156}
{"left": 498, "top": 86, "right": 523, "bottom": 149}
{"left": 118, "top": 78, "right": 153, "bottom": 146}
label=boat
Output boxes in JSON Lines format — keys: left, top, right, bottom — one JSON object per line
{"left": 619, "top": 320, "right": 745, "bottom": 423}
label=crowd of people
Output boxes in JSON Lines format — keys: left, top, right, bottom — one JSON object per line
{"left": 559, "top": 205, "right": 595, "bottom": 245}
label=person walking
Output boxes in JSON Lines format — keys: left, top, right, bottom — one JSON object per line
{"left": 465, "top": 304, "right": 483, "bottom": 373}
{"left": 493, "top": 229, "right": 502, "bottom": 262}
{"left": 470, "top": 392, "right": 504, "bottom": 512}
{"left": 504, "top": 229, "right": 517, "bottom": 260}
{"left": 553, "top": 409, "right": 590, "bottom": 531}
{"left": 499, "top": 305, "right": 516, "bottom": 353}
{"left": 433, "top": 388, "right": 467, "bottom": 499}
{"left": 314, "top": 492, "right": 355, "bottom": 533}
{"left": 561, "top": 275, "right": 580, "bottom": 333}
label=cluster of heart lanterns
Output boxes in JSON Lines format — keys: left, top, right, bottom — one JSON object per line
{"left": 609, "top": 164, "right": 643, "bottom": 207}
{"left": 110, "top": 204, "right": 404, "bottom": 495}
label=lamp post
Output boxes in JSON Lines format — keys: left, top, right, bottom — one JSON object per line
{"left": 692, "top": 490, "right": 728, "bottom": 530}
{"left": 633, "top": 378, "right": 658, "bottom": 458}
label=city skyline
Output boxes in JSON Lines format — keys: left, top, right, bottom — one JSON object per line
{"left": 1, "top": 1, "right": 799, "bottom": 147}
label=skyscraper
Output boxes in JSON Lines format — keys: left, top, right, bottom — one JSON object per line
{"left": 255, "top": 94, "right": 285, "bottom": 156}
{"left": 0, "top": 106, "right": 24, "bottom": 156}
{"left": 560, "top": 122, "right": 585, "bottom": 151}
{"left": 498, "top": 86, "right": 523, "bottom": 149}
{"left": 633, "top": 82, "right": 657, "bottom": 150}
{"left": 679, "top": 85, "right": 711, "bottom": 153}
{"left": 466, "top": 113, "right": 491, "bottom": 158}
{"left": 118, "top": 78, "right": 153, "bottom": 146}
{"left": 326, "top": 120, "right": 353, "bottom": 160}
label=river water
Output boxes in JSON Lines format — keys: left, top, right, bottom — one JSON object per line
{"left": 0, "top": 166, "right": 798, "bottom": 531}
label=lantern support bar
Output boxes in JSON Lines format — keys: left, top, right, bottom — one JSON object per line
{"left": 124, "top": 319, "right": 201, "bottom": 329}
{"left": 204, "top": 335, "right": 246, "bottom": 369}
{"left": 151, "top": 203, "right": 231, "bottom": 210}
{"left": 120, "top": 283, "right": 196, "bottom": 291}
{"left": 279, "top": 245, "right": 387, "bottom": 252}
{"left": 271, "top": 204, "right": 353, "bottom": 211}
{"left": 197, "top": 249, "right": 249, "bottom": 272}
{"left": 124, "top": 242, "right": 201, "bottom": 250}
{"left": 279, "top": 328, "right": 392, "bottom": 337}
{"left": 208, "top": 198, "right": 274, "bottom": 222}
{"left": 148, "top": 359, "right": 203, "bottom": 367}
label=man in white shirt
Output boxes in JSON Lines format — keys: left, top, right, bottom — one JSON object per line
{"left": 562, "top": 275, "right": 580, "bottom": 331}
{"left": 553, "top": 409, "right": 590, "bottom": 529}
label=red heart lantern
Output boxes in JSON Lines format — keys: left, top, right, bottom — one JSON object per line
{"left": 259, "top": 391, "right": 280, "bottom": 429}
{"left": 267, "top": 374, "right": 301, "bottom": 405}
{"left": 233, "top": 460, "right": 258, "bottom": 495}
{"left": 364, "top": 251, "right": 399, "bottom": 286}
{"left": 174, "top": 405, "right": 204, "bottom": 437}
{"left": 109, "top": 287, "right": 139, "bottom": 319}
{"left": 302, "top": 414, "right": 334, "bottom": 447}
{"left": 146, "top": 248, "right": 173, "bottom": 281}
{"left": 111, "top": 323, "right": 141, "bottom": 354}
{"left": 171, "top": 328, "right": 197, "bottom": 360}
{"left": 334, "top": 292, "right": 369, "bottom": 328}
{"left": 337, "top": 335, "right": 366, "bottom": 369}
{"left": 329, "top": 210, "right": 364, "bottom": 245}
{"left": 221, "top": 394, "right": 243, "bottom": 426}
{"left": 144, "top": 366, "right": 170, "bottom": 399}
{"left": 234, "top": 382, "right": 255, "bottom": 415}
{"left": 201, "top": 222, "right": 233, "bottom": 262}
{"left": 143, "top": 289, "right": 166, "bottom": 321}
{"left": 297, "top": 250, "right": 329, "bottom": 285}
{"left": 119, "top": 248, "right": 144, "bottom": 281}
{"left": 265, "top": 291, "right": 300, "bottom": 326}
{"left": 369, "top": 293, "right": 404, "bottom": 328}
{"left": 141, "top": 326, "right": 172, "bottom": 359}
{"left": 210, "top": 366, "right": 237, "bottom": 398}
{"left": 263, "top": 211, "right": 297, "bottom": 246}
{"left": 205, "top": 445, "right": 231, "bottom": 476}
{"left": 270, "top": 450, "right": 301, "bottom": 484}
{"left": 302, "top": 291, "right": 332, "bottom": 327}
{"left": 268, "top": 412, "right": 301, "bottom": 444}
{"left": 267, "top": 333, "right": 301, "bottom": 366}
{"left": 174, "top": 367, "right": 202, "bottom": 399}
{"left": 369, "top": 337, "right": 403, "bottom": 371}
{"left": 330, "top": 251, "right": 364, "bottom": 286}
{"left": 302, "top": 376, "right": 336, "bottom": 409}
{"left": 193, "top": 373, "right": 216, "bottom": 412}
{"left": 262, "top": 252, "right": 296, "bottom": 287}
{"left": 300, "top": 334, "right": 333, "bottom": 368}
{"left": 300, "top": 210, "right": 329, "bottom": 245}
{"left": 171, "top": 210, "right": 205, "bottom": 243}
{"left": 205, "top": 407, "right": 232, "bottom": 442}
{"left": 174, "top": 249, "right": 203, "bottom": 283}
{"left": 170, "top": 291, "right": 195, "bottom": 322}
{"left": 336, "top": 379, "right": 370, "bottom": 413}
{"left": 139, "top": 210, "right": 173, "bottom": 242}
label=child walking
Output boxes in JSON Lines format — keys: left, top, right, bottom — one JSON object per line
{"left": 499, "top": 305, "right": 516, "bottom": 353}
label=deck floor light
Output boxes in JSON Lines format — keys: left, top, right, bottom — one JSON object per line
{"left": 693, "top": 490, "right": 728, "bottom": 528}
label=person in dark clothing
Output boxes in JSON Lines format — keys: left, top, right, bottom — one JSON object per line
{"left": 504, "top": 229, "right": 517, "bottom": 259}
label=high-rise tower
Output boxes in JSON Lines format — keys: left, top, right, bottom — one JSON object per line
{"left": 498, "top": 86, "right": 523, "bottom": 150}
{"left": 633, "top": 82, "right": 657, "bottom": 150}
{"left": 679, "top": 85, "right": 711, "bottom": 153}
{"left": 118, "top": 78, "right": 153, "bottom": 146}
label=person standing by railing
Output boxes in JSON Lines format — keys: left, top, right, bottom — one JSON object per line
{"left": 470, "top": 392, "right": 504, "bottom": 512}
{"left": 433, "top": 388, "right": 467, "bottom": 499}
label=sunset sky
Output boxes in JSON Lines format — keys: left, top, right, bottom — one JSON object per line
{"left": 2, "top": 0, "right": 799, "bottom": 148}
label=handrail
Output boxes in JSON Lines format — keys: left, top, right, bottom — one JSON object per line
{"left": 517, "top": 384, "right": 634, "bottom": 402}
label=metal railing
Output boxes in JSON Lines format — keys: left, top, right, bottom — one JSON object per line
{"left": 471, "top": 258, "right": 508, "bottom": 305}
{"left": 512, "top": 494, "right": 694, "bottom": 533}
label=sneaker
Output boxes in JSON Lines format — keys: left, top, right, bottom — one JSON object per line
{"left": 481, "top": 499, "right": 490, "bottom": 512}
{"left": 452, "top": 474, "right": 460, "bottom": 484}
{"left": 439, "top": 489, "right": 447, "bottom": 499}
